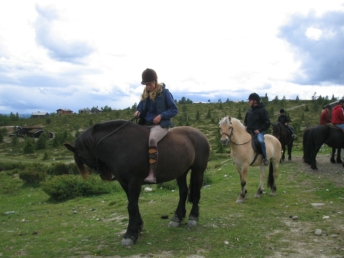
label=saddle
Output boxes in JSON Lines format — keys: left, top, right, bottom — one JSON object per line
{"left": 250, "top": 134, "right": 263, "bottom": 154}
{"left": 248, "top": 132, "right": 263, "bottom": 166}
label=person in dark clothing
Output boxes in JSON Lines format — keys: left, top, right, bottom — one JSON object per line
{"left": 134, "top": 68, "right": 178, "bottom": 183}
{"left": 278, "top": 108, "right": 296, "bottom": 138}
{"left": 244, "top": 92, "right": 270, "bottom": 166}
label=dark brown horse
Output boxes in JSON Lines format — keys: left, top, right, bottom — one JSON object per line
{"left": 64, "top": 120, "right": 210, "bottom": 246}
{"left": 303, "top": 125, "right": 344, "bottom": 170}
{"left": 272, "top": 122, "right": 295, "bottom": 161}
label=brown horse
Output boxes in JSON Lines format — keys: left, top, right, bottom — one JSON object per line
{"left": 64, "top": 120, "right": 210, "bottom": 246}
{"left": 219, "top": 116, "right": 282, "bottom": 203}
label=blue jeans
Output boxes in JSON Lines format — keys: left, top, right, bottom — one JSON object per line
{"left": 335, "top": 124, "right": 344, "bottom": 130}
{"left": 257, "top": 132, "right": 267, "bottom": 159}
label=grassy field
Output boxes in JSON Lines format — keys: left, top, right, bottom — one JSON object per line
{"left": 1, "top": 148, "right": 344, "bottom": 257}
{"left": 1, "top": 99, "right": 343, "bottom": 257}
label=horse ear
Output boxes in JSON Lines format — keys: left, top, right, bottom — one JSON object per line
{"left": 64, "top": 142, "right": 76, "bottom": 153}
{"left": 228, "top": 115, "right": 232, "bottom": 121}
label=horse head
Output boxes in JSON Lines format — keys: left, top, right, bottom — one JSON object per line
{"left": 219, "top": 116, "right": 234, "bottom": 145}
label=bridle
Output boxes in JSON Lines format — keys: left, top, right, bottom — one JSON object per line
{"left": 78, "top": 117, "right": 138, "bottom": 172}
{"left": 221, "top": 122, "right": 256, "bottom": 145}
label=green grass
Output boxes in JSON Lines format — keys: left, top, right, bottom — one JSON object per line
{"left": 1, "top": 150, "right": 344, "bottom": 257}
{"left": 0, "top": 99, "right": 342, "bottom": 257}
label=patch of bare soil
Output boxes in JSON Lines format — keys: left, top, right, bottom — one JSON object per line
{"left": 294, "top": 154, "right": 344, "bottom": 187}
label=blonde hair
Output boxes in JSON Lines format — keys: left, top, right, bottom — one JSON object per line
{"left": 141, "top": 81, "right": 163, "bottom": 102}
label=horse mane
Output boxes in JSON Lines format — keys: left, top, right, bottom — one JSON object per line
{"left": 219, "top": 116, "right": 245, "bottom": 130}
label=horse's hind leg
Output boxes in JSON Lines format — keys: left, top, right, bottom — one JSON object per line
{"left": 168, "top": 173, "right": 188, "bottom": 228}
{"left": 330, "top": 148, "right": 336, "bottom": 163}
{"left": 254, "top": 166, "right": 265, "bottom": 198}
{"left": 336, "top": 148, "right": 342, "bottom": 163}
{"left": 187, "top": 166, "right": 204, "bottom": 226}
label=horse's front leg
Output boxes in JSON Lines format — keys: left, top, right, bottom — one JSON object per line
{"left": 281, "top": 145, "right": 286, "bottom": 162}
{"left": 169, "top": 174, "right": 188, "bottom": 227}
{"left": 236, "top": 166, "right": 248, "bottom": 204}
{"left": 121, "top": 180, "right": 143, "bottom": 246}
{"left": 254, "top": 166, "right": 265, "bottom": 198}
{"left": 287, "top": 143, "right": 292, "bottom": 161}
{"left": 330, "top": 148, "right": 336, "bottom": 163}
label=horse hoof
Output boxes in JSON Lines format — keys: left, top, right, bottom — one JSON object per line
{"left": 254, "top": 194, "right": 261, "bottom": 198}
{"left": 187, "top": 215, "right": 198, "bottom": 227}
{"left": 168, "top": 221, "right": 180, "bottom": 227}
{"left": 236, "top": 199, "right": 244, "bottom": 204}
{"left": 121, "top": 238, "right": 134, "bottom": 246}
{"left": 270, "top": 192, "right": 276, "bottom": 196}
{"left": 187, "top": 220, "right": 197, "bottom": 227}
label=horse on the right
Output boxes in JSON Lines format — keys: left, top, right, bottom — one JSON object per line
{"left": 303, "top": 125, "right": 344, "bottom": 170}
{"left": 272, "top": 122, "right": 295, "bottom": 162}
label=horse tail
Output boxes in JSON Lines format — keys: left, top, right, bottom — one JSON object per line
{"left": 267, "top": 161, "right": 274, "bottom": 189}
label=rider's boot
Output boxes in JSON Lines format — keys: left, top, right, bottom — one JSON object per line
{"left": 144, "top": 146, "right": 158, "bottom": 183}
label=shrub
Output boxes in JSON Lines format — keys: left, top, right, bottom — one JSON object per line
{"left": 19, "top": 163, "right": 47, "bottom": 185}
{"left": 42, "top": 174, "right": 120, "bottom": 201}
{"left": 46, "top": 162, "right": 79, "bottom": 176}
{"left": 0, "top": 162, "right": 25, "bottom": 171}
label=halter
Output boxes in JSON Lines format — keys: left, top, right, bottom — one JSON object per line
{"left": 221, "top": 122, "right": 255, "bottom": 145}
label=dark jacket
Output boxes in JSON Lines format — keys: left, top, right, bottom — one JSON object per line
{"left": 278, "top": 114, "right": 289, "bottom": 125}
{"left": 137, "top": 83, "right": 178, "bottom": 128}
{"left": 244, "top": 103, "right": 270, "bottom": 133}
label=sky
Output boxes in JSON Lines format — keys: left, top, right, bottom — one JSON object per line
{"left": 0, "top": 0, "right": 344, "bottom": 115}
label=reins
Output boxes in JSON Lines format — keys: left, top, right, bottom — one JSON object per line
{"left": 93, "top": 116, "right": 138, "bottom": 170}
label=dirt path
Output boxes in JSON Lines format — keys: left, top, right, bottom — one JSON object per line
{"left": 294, "top": 154, "right": 344, "bottom": 187}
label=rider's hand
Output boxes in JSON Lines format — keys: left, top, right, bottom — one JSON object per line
{"left": 134, "top": 111, "right": 140, "bottom": 117}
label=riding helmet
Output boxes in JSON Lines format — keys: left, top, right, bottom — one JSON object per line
{"left": 324, "top": 104, "right": 331, "bottom": 109}
{"left": 339, "top": 99, "right": 344, "bottom": 104}
{"left": 248, "top": 93, "right": 260, "bottom": 102}
{"left": 141, "top": 68, "right": 158, "bottom": 84}
{"left": 280, "top": 108, "right": 285, "bottom": 113}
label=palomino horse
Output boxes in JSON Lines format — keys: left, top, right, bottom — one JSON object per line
{"left": 303, "top": 125, "right": 344, "bottom": 170}
{"left": 272, "top": 122, "right": 295, "bottom": 161}
{"left": 64, "top": 120, "right": 210, "bottom": 246}
{"left": 219, "top": 116, "right": 282, "bottom": 203}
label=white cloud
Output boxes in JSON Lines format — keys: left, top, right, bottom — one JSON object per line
{"left": 0, "top": 0, "right": 343, "bottom": 114}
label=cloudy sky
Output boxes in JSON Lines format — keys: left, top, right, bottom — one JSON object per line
{"left": 0, "top": 0, "right": 343, "bottom": 114}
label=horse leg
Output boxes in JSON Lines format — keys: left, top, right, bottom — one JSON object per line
{"left": 330, "top": 148, "right": 336, "bottom": 163}
{"left": 254, "top": 166, "right": 265, "bottom": 198}
{"left": 236, "top": 166, "right": 248, "bottom": 204}
{"left": 336, "top": 148, "right": 342, "bottom": 163}
{"left": 168, "top": 173, "right": 188, "bottom": 227}
{"left": 287, "top": 143, "right": 292, "bottom": 161}
{"left": 187, "top": 166, "right": 204, "bottom": 226}
{"left": 281, "top": 145, "right": 285, "bottom": 162}
{"left": 121, "top": 180, "right": 143, "bottom": 246}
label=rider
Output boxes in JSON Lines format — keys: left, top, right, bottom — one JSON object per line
{"left": 320, "top": 104, "right": 332, "bottom": 125}
{"left": 244, "top": 93, "right": 271, "bottom": 166}
{"left": 278, "top": 108, "right": 296, "bottom": 139}
{"left": 134, "top": 68, "right": 178, "bottom": 183}
{"left": 331, "top": 99, "right": 344, "bottom": 131}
